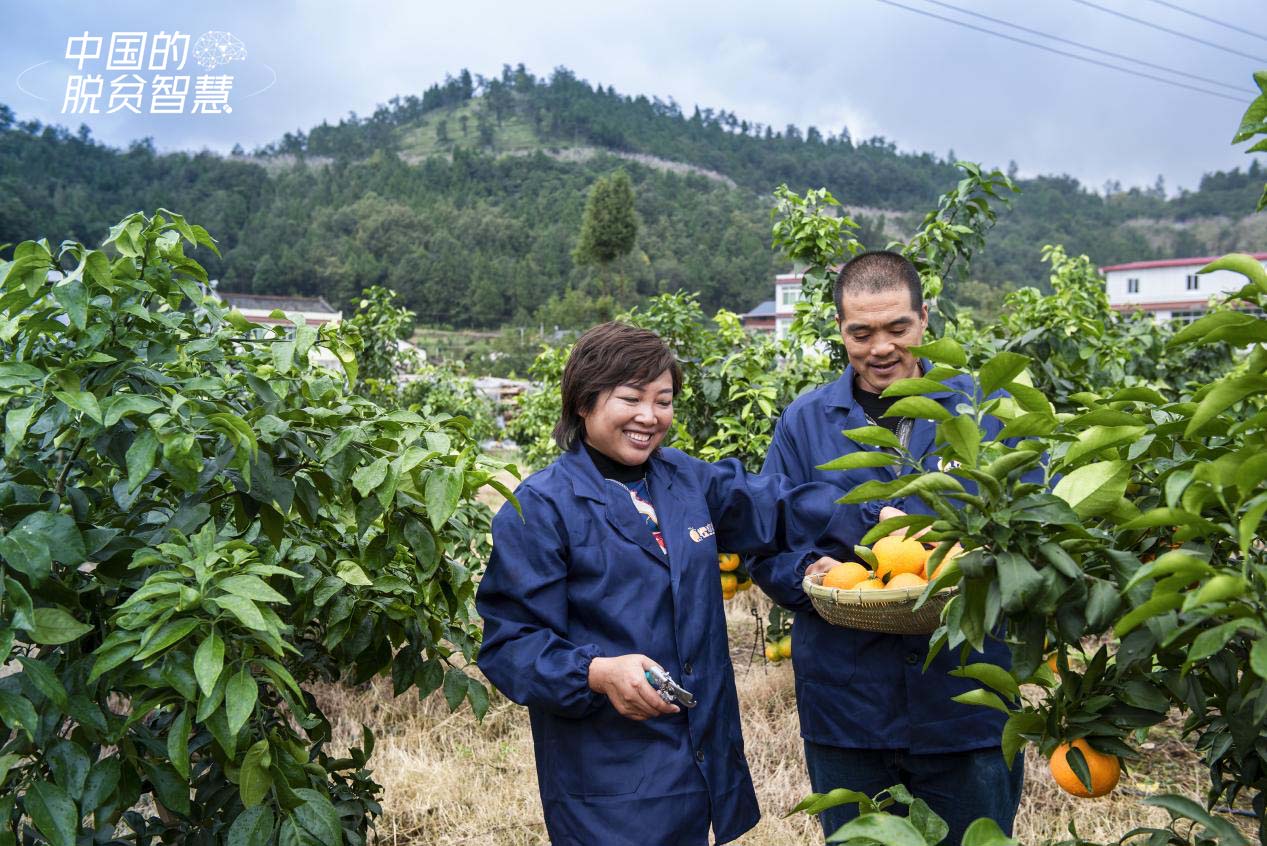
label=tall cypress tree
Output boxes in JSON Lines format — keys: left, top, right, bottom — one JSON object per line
{"left": 572, "top": 169, "right": 638, "bottom": 297}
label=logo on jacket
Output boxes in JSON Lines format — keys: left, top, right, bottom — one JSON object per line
{"left": 688, "top": 523, "right": 715, "bottom": 543}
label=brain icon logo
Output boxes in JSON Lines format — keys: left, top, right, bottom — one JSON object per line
{"left": 192, "top": 31, "right": 247, "bottom": 70}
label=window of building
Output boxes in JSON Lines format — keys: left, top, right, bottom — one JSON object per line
{"left": 1170, "top": 309, "right": 1206, "bottom": 325}
{"left": 779, "top": 286, "right": 802, "bottom": 307}
{"left": 1186, "top": 274, "right": 1200, "bottom": 291}
{"left": 1127, "top": 278, "right": 1139, "bottom": 294}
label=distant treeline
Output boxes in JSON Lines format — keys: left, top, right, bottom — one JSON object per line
{"left": 1, "top": 65, "right": 1264, "bottom": 329}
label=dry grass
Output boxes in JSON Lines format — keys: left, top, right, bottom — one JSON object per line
{"left": 313, "top": 588, "right": 1259, "bottom": 844}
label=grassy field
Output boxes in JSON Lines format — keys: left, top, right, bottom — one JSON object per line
{"left": 397, "top": 101, "right": 545, "bottom": 160}
{"left": 314, "top": 586, "right": 1257, "bottom": 845}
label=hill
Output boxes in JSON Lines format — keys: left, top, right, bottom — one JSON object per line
{"left": 2, "top": 65, "right": 1265, "bottom": 330}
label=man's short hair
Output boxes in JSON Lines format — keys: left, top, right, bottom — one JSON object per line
{"left": 834, "top": 251, "right": 924, "bottom": 317}
{"left": 553, "top": 322, "right": 683, "bottom": 452}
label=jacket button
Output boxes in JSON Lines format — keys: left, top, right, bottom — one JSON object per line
{"left": 683, "top": 662, "right": 693, "bottom": 675}
{"left": 695, "top": 749, "right": 705, "bottom": 763}
{"left": 905, "top": 652, "right": 919, "bottom": 665}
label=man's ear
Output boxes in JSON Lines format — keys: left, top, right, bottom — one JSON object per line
{"left": 919, "top": 303, "right": 929, "bottom": 329}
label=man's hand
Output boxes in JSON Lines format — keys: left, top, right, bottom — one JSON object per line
{"left": 588, "top": 654, "right": 679, "bottom": 720}
{"left": 879, "top": 505, "right": 931, "bottom": 540}
{"left": 805, "top": 555, "right": 842, "bottom": 578}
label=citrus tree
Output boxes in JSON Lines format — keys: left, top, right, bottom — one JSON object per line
{"left": 0, "top": 212, "right": 514, "bottom": 845}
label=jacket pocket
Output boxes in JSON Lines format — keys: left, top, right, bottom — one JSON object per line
{"left": 555, "top": 739, "right": 646, "bottom": 798}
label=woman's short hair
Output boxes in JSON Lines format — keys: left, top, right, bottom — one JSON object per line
{"left": 553, "top": 322, "right": 682, "bottom": 451}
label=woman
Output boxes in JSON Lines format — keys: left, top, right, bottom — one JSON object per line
{"left": 476, "top": 322, "right": 868, "bottom": 846}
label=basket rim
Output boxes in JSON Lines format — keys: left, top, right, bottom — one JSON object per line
{"left": 802, "top": 571, "right": 956, "bottom": 607}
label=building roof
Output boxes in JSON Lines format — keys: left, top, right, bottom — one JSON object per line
{"left": 1100, "top": 253, "right": 1267, "bottom": 273}
{"left": 743, "top": 299, "right": 777, "bottom": 318}
{"left": 218, "top": 291, "right": 338, "bottom": 313}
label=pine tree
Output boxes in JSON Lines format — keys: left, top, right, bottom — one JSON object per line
{"left": 572, "top": 170, "right": 638, "bottom": 297}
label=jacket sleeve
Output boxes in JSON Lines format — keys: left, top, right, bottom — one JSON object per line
{"left": 739, "top": 417, "right": 889, "bottom": 613}
{"left": 698, "top": 447, "right": 874, "bottom": 613}
{"left": 475, "top": 488, "right": 606, "bottom": 719}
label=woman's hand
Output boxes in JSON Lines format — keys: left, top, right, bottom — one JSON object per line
{"left": 588, "top": 654, "right": 680, "bottom": 720}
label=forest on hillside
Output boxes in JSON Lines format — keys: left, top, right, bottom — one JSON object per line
{"left": 1, "top": 64, "right": 1265, "bottom": 329}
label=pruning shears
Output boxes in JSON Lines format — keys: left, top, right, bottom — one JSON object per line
{"left": 644, "top": 665, "right": 697, "bottom": 708}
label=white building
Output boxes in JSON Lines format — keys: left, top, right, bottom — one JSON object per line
{"left": 774, "top": 272, "right": 804, "bottom": 339}
{"left": 1102, "top": 253, "right": 1267, "bottom": 323}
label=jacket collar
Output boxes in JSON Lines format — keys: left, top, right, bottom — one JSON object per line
{"left": 558, "top": 442, "right": 680, "bottom": 503}
{"left": 825, "top": 359, "right": 970, "bottom": 409}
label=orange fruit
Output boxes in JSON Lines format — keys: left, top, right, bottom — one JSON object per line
{"left": 720, "top": 573, "right": 738, "bottom": 592}
{"left": 1048, "top": 739, "right": 1121, "bottom": 798}
{"left": 822, "top": 561, "right": 870, "bottom": 590}
{"left": 736, "top": 577, "right": 752, "bottom": 592}
{"left": 873, "top": 535, "right": 929, "bottom": 581}
{"left": 764, "top": 643, "right": 782, "bottom": 662}
{"left": 885, "top": 572, "right": 928, "bottom": 590}
{"left": 718, "top": 552, "right": 740, "bottom": 572}
{"left": 855, "top": 578, "right": 886, "bottom": 591}
{"left": 926, "top": 543, "right": 964, "bottom": 580}
{"left": 1046, "top": 654, "right": 1059, "bottom": 674}
{"left": 777, "top": 635, "right": 792, "bottom": 659}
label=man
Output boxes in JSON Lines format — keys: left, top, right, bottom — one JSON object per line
{"left": 749, "top": 251, "right": 1024, "bottom": 842}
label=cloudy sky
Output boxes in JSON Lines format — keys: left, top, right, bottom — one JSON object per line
{"left": 2, "top": 0, "right": 1264, "bottom": 195}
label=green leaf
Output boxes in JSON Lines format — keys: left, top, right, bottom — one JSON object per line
{"left": 351, "top": 456, "right": 389, "bottom": 498}
{"left": 1060, "top": 426, "right": 1146, "bottom": 468}
{"left": 54, "top": 389, "right": 102, "bottom": 424}
{"left": 860, "top": 514, "right": 935, "bottom": 546}
{"left": 426, "top": 466, "right": 465, "bottom": 531}
{"left": 144, "top": 759, "right": 190, "bottom": 816}
{"left": 949, "top": 663, "right": 1020, "bottom": 700}
{"left": 195, "top": 631, "right": 225, "bottom": 696}
{"left": 996, "top": 552, "right": 1044, "bottom": 614}
{"left": 816, "top": 451, "right": 899, "bottom": 472}
{"left": 784, "top": 787, "right": 872, "bottom": 818}
{"left": 1197, "top": 253, "right": 1267, "bottom": 292}
{"left": 52, "top": 279, "right": 88, "bottom": 330}
{"left": 1115, "top": 593, "right": 1185, "bottom": 636}
{"left": 960, "top": 816, "right": 1019, "bottom": 846}
{"left": 80, "top": 757, "right": 120, "bottom": 815}
{"left": 467, "top": 680, "right": 490, "bottom": 720}
{"left": 17, "top": 656, "right": 68, "bottom": 710}
{"left": 0, "top": 691, "right": 39, "bottom": 739}
{"left": 443, "top": 667, "right": 469, "bottom": 711}
{"left": 979, "top": 352, "right": 1031, "bottom": 397}
{"left": 883, "top": 396, "right": 951, "bottom": 422}
{"left": 1052, "top": 460, "right": 1129, "bottom": 518}
{"left": 950, "top": 688, "right": 1013, "bottom": 715}
{"left": 910, "top": 337, "right": 967, "bottom": 368}
{"left": 102, "top": 394, "right": 162, "bottom": 427}
{"left": 27, "top": 607, "right": 92, "bottom": 645}
{"left": 0, "top": 753, "right": 21, "bottom": 789}
{"left": 239, "top": 739, "right": 273, "bottom": 807}
{"left": 228, "top": 805, "right": 275, "bottom": 846}
{"left": 879, "top": 377, "right": 950, "bottom": 397}
{"left": 215, "top": 594, "right": 268, "bottom": 631}
{"left": 25, "top": 780, "right": 78, "bottom": 846}
{"left": 1144, "top": 794, "right": 1249, "bottom": 845}
{"left": 168, "top": 708, "right": 192, "bottom": 780}
{"left": 4, "top": 403, "right": 36, "bottom": 457}
{"left": 995, "top": 412, "right": 1057, "bottom": 439}
{"left": 226, "top": 666, "right": 259, "bottom": 737}
{"left": 838, "top": 476, "right": 913, "bottom": 504}
{"left": 218, "top": 575, "right": 288, "bottom": 605}
{"left": 1002, "top": 711, "right": 1044, "bottom": 768}
{"left": 292, "top": 788, "right": 342, "bottom": 844}
{"left": 126, "top": 429, "right": 158, "bottom": 492}
{"left": 271, "top": 340, "right": 296, "bottom": 374}
{"left": 1185, "top": 375, "right": 1267, "bottom": 436}
{"left": 940, "top": 414, "right": 980, "bottom": 466}
{"left": 842, "top": 425, "right": 902, "bottom": 449}
{"left": 827, "top": 812, "right": 927, "bottom": 846}
{"left": 335, "top": 560, "right": 373, "bottom": 586}
{"left": 133, "top": 618, "right": 199, "bottom": 662}
{"left": 1251, "top": 638, "right": 1267, "bottom": 679}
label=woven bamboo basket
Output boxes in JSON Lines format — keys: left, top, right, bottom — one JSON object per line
{"left": 802, "top": 572, "right": 957, "bottom": 635}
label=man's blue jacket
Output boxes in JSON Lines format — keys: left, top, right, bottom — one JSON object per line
{"left": 749, "top": 364, "right": 1015, "bottom": 755}
{"left": 476, "top": 445, "right": 870, "bottom": 845}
